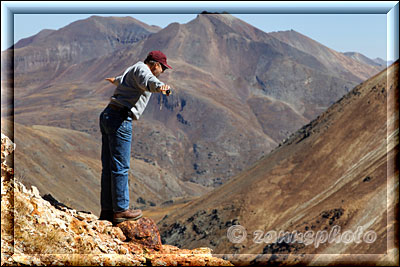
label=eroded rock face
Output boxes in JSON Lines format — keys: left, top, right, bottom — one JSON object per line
{"left": 0, "top": 134, "right": 232, "bottom": 266}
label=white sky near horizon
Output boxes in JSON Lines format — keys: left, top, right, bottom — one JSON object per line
{"left": 11, "top": 13, "right": 389, "bottom": 61}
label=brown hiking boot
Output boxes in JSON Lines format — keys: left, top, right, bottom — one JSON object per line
{"left": 113, "top": 209, "right": 143, "bottom": 224}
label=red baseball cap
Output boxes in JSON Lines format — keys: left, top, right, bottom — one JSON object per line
{"left": 147, "top": 50, "right": 172, "bottom": 69}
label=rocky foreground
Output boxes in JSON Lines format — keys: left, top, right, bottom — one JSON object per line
{"left": 1, "top": 134, "right": 232, "bottom": 266}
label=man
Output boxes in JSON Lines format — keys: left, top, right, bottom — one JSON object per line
{"left": 99, "top": 50, "right": 172, "bottom": 224}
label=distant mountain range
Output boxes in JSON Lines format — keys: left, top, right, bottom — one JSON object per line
{"left": 342, "top": 52, "right": 387, "bottom": 68}
{"left": 1, "top": 14, "right": 384, "bottom": 216}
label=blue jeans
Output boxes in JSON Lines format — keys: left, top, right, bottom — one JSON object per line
{"left": 99, "top": 106, "right": 133, "bottom": 212}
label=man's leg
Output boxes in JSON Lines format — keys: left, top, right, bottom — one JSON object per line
{"left": 101, "top": 109, "right": 142, "bottom": 223}
{"left": 100, "top": 131, "right": 113, "bottom": 210}
{"left": 107, "top": 116, "right": 143, "bottom": 223}
{"left": 99, "top": 111, "right": 113, "bottom": 221}
{"left": 107, "top": 118, "right": 132, "bottom": 212}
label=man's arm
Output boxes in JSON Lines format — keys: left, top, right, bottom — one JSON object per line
{"left": 106, "top": 76, "right": 170, "bottom": 95}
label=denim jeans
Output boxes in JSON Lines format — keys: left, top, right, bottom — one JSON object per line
{"left": 99, "top": 106, "right": 133, "bottom": 212}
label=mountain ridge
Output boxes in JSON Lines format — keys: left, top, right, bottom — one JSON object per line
{"left": 343, "top": 51, "right": 386, "bottom": 68}
{"left": 5, "top": 16, "right": 161, "bottom": 91}
{"left": 269, "top": 29, "right": 381, "bottom": 82}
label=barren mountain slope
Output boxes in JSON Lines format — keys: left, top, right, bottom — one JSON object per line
{"left": 269, "top": 30, "right": 382, "bottom": 81}
{"left": 159, "top": 62, "right": 398, "bottom": 265}
{"left": 2, "top": 16, "right": 161, "bottom": 92}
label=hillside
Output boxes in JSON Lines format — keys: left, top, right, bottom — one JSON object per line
{"left": 2, "top": 16, "right": 161, "bottom": 91}
{"left": 269, "top": 30, "right": 382, "bottom": 81}
{"left": 159, "top": 61, "right": 398, "bottom": 265}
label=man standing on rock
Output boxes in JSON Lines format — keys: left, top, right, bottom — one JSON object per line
{"left": 99, "top": 51, "right": 172, "bottom": 224}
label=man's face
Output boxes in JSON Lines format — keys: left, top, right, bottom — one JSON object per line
{"left": 151, "top": 62, "right": 166, "bottom": 77}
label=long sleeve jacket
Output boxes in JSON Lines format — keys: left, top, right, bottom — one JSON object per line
{"left": 110, "top": 61, "right": 165, "bottom": 120}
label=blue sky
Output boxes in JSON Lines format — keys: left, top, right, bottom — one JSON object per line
{"left": 3, "top": 1, "right": 398, "bottom": 61}
{"left": 12, "top": 13, "right": 389, "bottom": 61}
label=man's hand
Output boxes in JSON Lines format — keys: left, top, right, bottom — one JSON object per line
{"left": 160, "top": 84, "right": 171, "bottom": 96}
{"left": 105, "top": 77, "right": 115, "bottom": 84}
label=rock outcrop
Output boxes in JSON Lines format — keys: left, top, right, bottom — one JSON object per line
{"left": 1, "top": 134, "right": 232, "bottom": 266}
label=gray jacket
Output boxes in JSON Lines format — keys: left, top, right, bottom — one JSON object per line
{"left": 110, "top": 61, "right": 164, "bottom": 120}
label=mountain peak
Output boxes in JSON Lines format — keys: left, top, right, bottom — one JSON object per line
{"left": 184, "top": 12, "right": 268, "bottom": 44}
{"left": 197, "top": 12, "right": 247, "bottom": 26}
{"left": 200, "top": 11, "right": 231, "bottom": 15}
{"left": 343, "top": 51, "right": 385, "bottom": 68}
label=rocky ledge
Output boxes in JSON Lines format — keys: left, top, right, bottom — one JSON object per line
{"left": 1, "top": 134, "right": 232, "bottom": 266}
